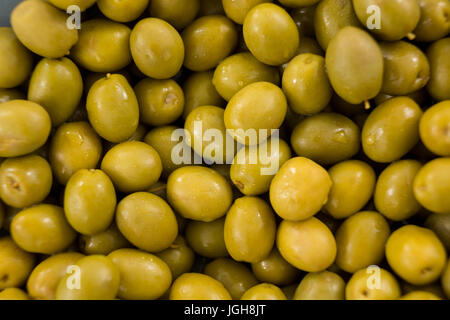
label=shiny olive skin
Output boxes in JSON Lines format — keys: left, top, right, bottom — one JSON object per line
{"left": 64, "top": 169, "right": 116, "bottom": 235}
{"left": 109, "top": 249, "right": 172, "bottom": 300}
{"left": 156, "top": 236, "right": 195, "bottom": 279}
{"left": 0, "top": 28, "right": 33, "bottom": 89}
{"left": 204, "top": 258, "right": 258, "bottom": 299}
{"left": 362, "top": 97, "right": 423, "bottom": 163}
{"left": 28, "top": 57, "right": 83, "bottom": 126}
{"left": 336, "top": 211, "right": 390, "bottom": 273}
{"left": 0, "top": 155, "right": 52, "bottom": 209}
{"left": 11, "top": 0, "right": 78, "bottom": 58}
{"left": 0, "top": 100, "right": 51, "bottom": 158}
{"left": 241, "top": 283, "right": 287, "bottom": 300}
{"left": 79, "top": 224, "right": 130, "bottom": 255}
{"left": 56, "top": 255, "right": 120, "bottom": 300}
{"left": 11, "top": 204, "right": 76, "bottom": 254}
{"left": 224, "top": 196, "right": 276, "bottom": 263}
{"left": 353, "top": 0, "right": 420, "bottom": 41}
{"left": 413, "top": 158, "right": 450, "bottom": 214}
{"left": 213, "top": 52, "right": 280, "bottom": 101}
{"left": 0, "top": 288, "right": 29, "bottom": 300}
{"left": 224, "top": 82, "right": 287, "bottom": 145}
{"left": 135, "top": 79, "right": 184, "bottom": 126}
{"left": 170, "top": 273, "right": 232, "bottom": 300}
{"left": 185, "top": 218, "right": 228, "bottom": 258}
{"left": 49, "top": 122, "right": 102, "bottom": 185}
{"left": 48, "top": 0, "right": 97, "bottom": 11}
{"left": 144, "top": 126, "right": 187, "bottom": 178}
{"left": 420, "top": 101, "right": 450, "bottom": 156}
{"left": 0, "top": 89, "right": 25, "bottom": 104}
{"left": 87, "top": 74, "right": 139, "bottom": 143}
{"left": 386, "top": 225, "right": 447, "bottom": 285}
{"left": 414, "top": 0, "right": 450, "bottom": 42}
{"left": 294, "top": 37, "right": 324, "bottom": 57}
{"left": 326, "top": 27, "right": 383, "bottom": 104}
{"left": 427, "top": 38, "right": 450, "bottom": 101}
{"left": 282, "top": 54, "right": 332, "bottom": 115}
{"left": 222, "top": 0, "right": 272, "bottom": 24}
{"left": 230, "top": 138, "right": 291, "bottom": 196}
{"left": 98, "top": 0, "right": 149, "bottom": 23}
{"left": 294, "top": 271, "right": 345, "bottom": 300}
{"left": 101, "top": 141, "right": 162, "bottom": 193}
{"left": 374, "top": 160, "right": 422, "bottom": 221}
{"left": 380, "top": 41, "right": 430, "bottom": 96}
{"left": 277, "top": 218, "right": 336, "bottom": 272}
{"left": 150, "top": 0, "right": 200, "bottom": 29}
{"left": 442, "top": 259, "right": 450, "bottom": 299}
{"left": 71, "top": 19, "right": 131, "bottom": 73}
{"left": 425, "top": 214, "right": 450, "bottom": 251}
{"left": 182, "top": 15, "right": 238, "bottom": 71}
{"left": 270, "top": 157, "right": 332, "bottom": 221}
{"left": 346, "top": 268, "right": 401, "bottom": 300}
{"left": 325, "top": 160, "right": 376, "bottom": 219}
{"left": 400, "top": 291, "right": 442, "bottom": 300}
{"left": 183, "top": 71, "right": 225, "bottom": 118}
{"left": 130, "top": 18, "right": 184, "bottom": 79}
{"left": 0, "top": 237, "right": 35, "bottom": 290}
{"left": 167, "top": 166, "right": 233, "bottom": 222}
{"left": 251, "top": 248, "right": 300, "bottom": 286}
{"left": 314, "top": 0, "right": 360, "bottom": 50}
{"left": 291, "top": 113, "right": 360, "bottom": 165}
{"left": 290, "top": 6, "right": 316, "bottom": 37}
{"left": 116, "top": 192, "right": 178, "bottom": 252}
{"left": 243, "top": 3, "right": 299, "bottom": 66}
{"left": 27, "top": 252, "right": 84, "bottom": 300}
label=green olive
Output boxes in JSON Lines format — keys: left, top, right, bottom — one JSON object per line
{"left": 420, "top": 101, "right": 450, "bottom": 157}
{"left": 362, "top": 97, "right": 423, "bottom": 163}
{"left": 49, "top": 121, "right": 102, "bottom": 185}
{"left": 399, "top": 291, "right": 442, "bottom": 300}
{"left": 27, "top": 252, "right": 84, "bottom": 300}
{"left": 380, "top": 41, "right": 430, "bottom": 96}
{"left": 79, "top": 224, "right": 130, "bottom": 255}
{"left": 213, "top": 52, "right": 280, "bottom": 101}
{"left": 71, "top": 19, "right": 131, "bottom": 73}
{"left": 87, "top": 74, "right": 139, "bottom": 143}
{"left": 243, "top": 3, "right": 299, "bottom": 65}
{"left": 101, "top": 141, "right": 162, "bottom": 193}
{"left": 290, "top": 6, "right": 316, "bottom": 37}
{"left": 386, "top": 225, "right": 447, "bottom": 285}
{"left": 241, "top": 283, "right": 287, "bottom": 300}
{"left": 326, "top": 26, "right": 383, "bottom": 105}
{"left": 64, "top": 169, "right": 116, "bottom": 235}
{"left": 0, "top": 27, "right": 33, "bottom": 89}
{"left": 135, "top": 79, "right": 184, "bottom": 126}
{"left": 325, "top": 160, "right": 376, "bottom": 219}
{"left": 109, "top": 248, "right": 172, "bottom": 300}
{"left": 156, "top": 236, "right": 195, "bottom": 279}
{"left": 222, "top": 0, "right": 272, "bottom": 24}
{"left": 182, "top": 15, "right": 238, "bottom": 71}
{"left": 279, "top": 0, "right": 320, "bottom": 7}
{"left": 270, "top": 157, "right": 332, "bottom": 221}
{"left": 185, "top": 218, "right": 228, "bottom": 258}
{"left": 56, "top": 255, "right": 120, "bottom": 300}
{"left": 224, "top": 82, "right": 287, "bottom": 145}
{"left": 294, "top": 271, "right": 345, "bottom": 300}
{"left": 170, "top": 273, "right": 232, "bottom": 300}
{"left": 277, "top": 217, "right": 337, "bottom": 272}
{"left": 204, "top": 258, "right": 258, "bottom": 299}
{"left": 414, "top": 0, "right": 450, "bottom": 42}
{"left": 0, "top": 155, "right": 52, "bottom": 209}
{"left": 346, "top": 268, "right": 401, "bottom": 300}
{"left": 427, "top": 38, "right": 450, "bottom": 101}
{"left": 0, "top": 288, "right": 29, "bottom": 300}
{"left": 374, "top": 160, "right": 422, "bottom": 221}
{"left": 413, "top": 158, "right": 450, "bottom": 215}
{"left": 130, "top": 18, "right": 184, "bottom": 79}
{"left": 425, "top": 214, "right": 450, "bottom": 251}
{"left": 28, "top": 57, "right": 83, "bottom": 126}
{"left": 150, "top": 0, "right": 200, "bottom": 29}
{"left": 167, "top": 166, "right": 233, "bottom": 222}
{"left": 11, "top": 204, "right": 76, "bottom": 254}
{"left": 98, "top": 0, "right": 149, "bottom": 23}
{"left": 11, "top": 0, "right": 78, "bottom": 58}
{"left": 0, "top": 236, "right": 35, "bottom": 290}
{"left": 48, "top": 0, "right": 97, "bottom": 11}
{"left": 224, "top": 196, "right": 276, "bottom": 263}
{"left": 251, "top": 248, "right": 300, "bottom": 286}
{"left": 282, "top": 54, "right": 332, "bottom": 115}
{"left": 0, "top": 100, "right": 51, "bottom": 158}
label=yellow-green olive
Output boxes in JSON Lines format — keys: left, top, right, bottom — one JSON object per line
{"left": 170, "top": 273, "right": 232, "bottom": 300}
{"left": 294, "top": 271, "right": 345, "bottom": 300}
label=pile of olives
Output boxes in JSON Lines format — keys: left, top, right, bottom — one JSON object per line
{"left": 0, "top": 0, "right": 449, "bottom": 300}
